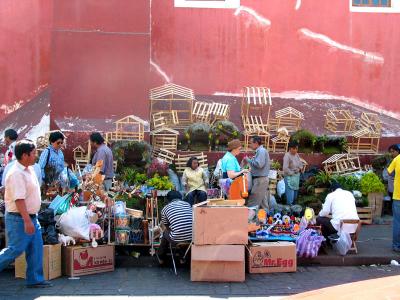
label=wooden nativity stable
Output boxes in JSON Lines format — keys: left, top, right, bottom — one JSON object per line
{"left": 322, "top": 153, "right": 361, "bottom": 175}
{"left": 105, "top": 115, "right": 145, "bottom": 143}
{"left": 347, "top": 113, "right": 382, "bottom": 154}
{"left": 270, "top": 107, "right": 304, "bottom": 133}
{"left": 150, "top": 83, "right": 195, "bottom": 129}
{"left": 150, "top": 127, "right": 179, "bottom": 151}
{"left": 325, "top": 109, "right": 356, "bottom": 134}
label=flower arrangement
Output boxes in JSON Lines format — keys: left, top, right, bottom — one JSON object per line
{"left": 147, "top": 158, "right": 169, "bottom": 178}
{"left": 209, "top": 120, "right": 241, "bottom": 150}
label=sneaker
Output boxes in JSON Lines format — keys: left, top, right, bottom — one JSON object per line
{"left": 27, "top": 281, "right": 53, "bottom": 288}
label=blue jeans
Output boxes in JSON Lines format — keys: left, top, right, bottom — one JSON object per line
{"left": 0, "top": 213, "right": 44, "bottom": 285}
{"left": 186, "top": 190, "right": 207, "bottom": 206}
{"left": 393, "top": 201, "right": 400, "bottom": 250}
{"left": 285, "top": 177, "right": 298, "bottom": 205}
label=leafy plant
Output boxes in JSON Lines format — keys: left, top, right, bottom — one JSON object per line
{"left": 371, "top": 154, "right": 391, "bottom": 171}
{"left": 314, "top": 171, "right": 332, "bottom": 188}
{"left": 121, "top": 168, "right": 147, "bottom": 186}
{"left": 290, "top": 129, "right": 316, "bottom": 153}
{"left": 360, "top": 172, "right": 385, "bottom": 195}
{"left": 332, "top": 175, "right": 361, "bottom": 192}
{"left": 270, "top": 160, "right": 281, "bottom": 170}
{"left": 147, "top": 159, "right": 169, "bottom": 178}
{"left": 313, "top": 135, "right": 347, "bottom": 154}
{"left": 112, "top": 141, "right": 151, "bottom": 173}
{"left": 185, "top": 123, "right": 211, "bottom": 147}
{"left": 210, "top": 120, "right": 241, "bottom": 150}
{"left": 146, "top": 174, "right": 174, "bottom": 190}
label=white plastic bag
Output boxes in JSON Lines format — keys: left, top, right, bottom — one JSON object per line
{"left": 277, "top": 179, "right": 285, "bottom": 197}
{"left": 333, "top": 231, "right": 352, "bottom": 256}
{"left": 57, "top": 206, "right": 97, "bottom": 240}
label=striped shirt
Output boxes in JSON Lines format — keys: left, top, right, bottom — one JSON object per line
{"left": 161, "top": 200, "right": 193, "bottom": 242}
{"left": 38, "top": 146, "right": 65, "bottom": 180}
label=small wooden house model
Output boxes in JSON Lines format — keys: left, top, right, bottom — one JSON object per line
{"left": 242, "top": 115, "right": 270, "bottom": 149}
{"left": 105, "top": 115, "right": 145, "bottom": 143}
{"left": 150, "top": 127, "right": 179, "bottom": 151}
{"left": 347, "top": 127, "right": 380, "bottom": 154}
{"left": 152, "top": 147, "right": 176, "bottom": 165}
{"left": 324, "top": 109, "right": 356, "bottom": 133}
{"left": 322, "top": 154, "right": 361, "bottom": 175}
{"left": 150, "top": 83, "right": 194, "bottom": 128}
{"left": 270, "top": 127, "right": 290, "bottom": 153}
{"left": 270, "top": 107, "right": 304, "bottom": 133}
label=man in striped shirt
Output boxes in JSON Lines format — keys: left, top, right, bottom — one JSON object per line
{"left": 157, "top": 191, "right": 193, "bottom": 264}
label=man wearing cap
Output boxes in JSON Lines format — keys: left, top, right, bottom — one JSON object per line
{"left": 316, "top": 182, "right": 359, "bottom": 238}
{"left": 244, "top": 136, "right": 270, "bottom": 209}
{"left": 0, "top": 140, "right": 51, "bottom": 288}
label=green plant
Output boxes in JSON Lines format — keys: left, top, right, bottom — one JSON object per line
{"left": 332, "top": 175, "right": 360, "bottom": 192}
{"left": 290, "top": 129, "right": 316, "bottom": 153}
{"left": 270, "top": 160, "right": 281, "bottom": 170}
{"left": 371, "top": 154, "right": 391, "bottom": 171}
{"left": 185, "top": 123, "right": 211, "bottom": 145}
{"left": 210, "top": 120, "right": 241, "bottom": 149}
{"left": 360, "top": 172, "right": 385, "bottom": 195}
{"left": 112, "top": 140, "right": 151, "bottom": 173}
{"left": 314, "top": 171, "right": 332, "bottom": 188}
{"left": 146, "top": 174, "right": 174, "bottom": 190}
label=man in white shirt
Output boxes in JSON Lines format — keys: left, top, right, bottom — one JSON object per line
{"left": 317, "top": 182, "right": 359, "bottom": 238}
{"left": 0, "top": 140, "right": 51, "bottom": 288}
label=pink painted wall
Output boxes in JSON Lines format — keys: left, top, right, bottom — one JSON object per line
{"left": 0, "top": 0, "right": 52, "bottom": 120}
{"left": 151, "top": 0, "right": 400, "bottom": 114}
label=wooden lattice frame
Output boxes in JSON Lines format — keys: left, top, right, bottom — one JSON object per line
{"left": 359, "top": 112, "right": 382, "bottom": 135}
{"left": 152, "top": 111, "right": 179, "bottom": 130}
{"left": 150, "top": 127, "right": 179, "bottom": 151}
{"left": 241, "top": 87, "right": 272, "bottom": 125}
{"left": 152, "top": 147, "right": 176, "bottom": 165}
{"left": 242, "top": 115, "right": 270, "bottom": 149}
{"left": 322, "top": 154, "right": 361, "bottom": 175}
{"left": 270, "top": 107, "right": 304, "bottom": 133}
{"left": 209, "top": 102, "right": 230, "bottom": 124}
{"left": 324, "top": 109, "right": 356, "bottom": 133}
{"left": 150, "top": 83, "right": 194, "bottom": 128}
{"left": 347, "top": 127, "right": 380, "bottom": 154}
{"left": 192, "top": 101, "right": 212, "bottom": 123}
{"left": 175, "top": 152, "right": 208, "bottom": 175}
{"left": 270, "top": 129, "right": 290, "bottom": 153}
{"left": 105, "top": 115, "right": 145, "bottom": 143}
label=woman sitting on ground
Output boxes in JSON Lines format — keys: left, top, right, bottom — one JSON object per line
{"left": 182, "top": 157, "right": 209, "bottom": 205}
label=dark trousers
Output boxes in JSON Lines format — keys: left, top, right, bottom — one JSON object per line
{"left": 316, "top": 216, "right": 337, "bottom": 238}
{"left": 157, "top": 229, "right": 174, "bottom": 259}
{"left": 186, "top": 190, "right": 207, "bottom": 206}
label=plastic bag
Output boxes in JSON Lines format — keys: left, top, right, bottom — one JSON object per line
{"left": 333, "top": 231, "right": 352, "bottom": 256}
{"left": 296, "top": 229, "right": 325, "bottom": 258}
{"left": 57, "top": 206, "right": 97, "bottom": 240}
{"left": 49, "top": 194, "right": 72, "bottom": 215}
{"left": 277, "top": 179, "right": 285, "bottom": 197}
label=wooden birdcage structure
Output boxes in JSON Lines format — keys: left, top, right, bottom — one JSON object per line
{"left": 72, "top": 141, "right": 92, "bottom": 170}
{"left": 359, "top": 112, "right": 382, "bottom": 135}
{"left": 105, "top": 115, "right": 145, "bottom": 143}
{"left": 270, "top": 127, "right": 290, "bottom": 153}
{"left": 242, "top": 115, "right": 270, "bottom": 149}
{"left": 347, "top": 127, "right": 380, "bottom": 154}
{"left": 150, "top": 83, "right": 194, "bottom": 129}
{"left": 322, "top": 154, "right": 361, "bottom": 175}
{"left": 270, "top": 107, "right": 304, "bottom": 133}
{"left": 152, "top": 147, "right": 176, "bottom": 165}
{"left": 152, "top": 111, "right": 179, "bottom": 130}
{"left": 324, "top": 109, "right": 356, "bottom": 133}
{"left": 174, "top": 152, "right": 208, "bottom": 175}
{"left": 150, "top": 127, "right": 179, "bottom": 151}
{"left": 241, "top": 87, "right": 272, "bottom": 122}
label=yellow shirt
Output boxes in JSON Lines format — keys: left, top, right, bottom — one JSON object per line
{"left": 182, "top": 167, "right": 208, "bottom": 193}
{"left": 388, "top": 155, "right": 400, "bottom": 200}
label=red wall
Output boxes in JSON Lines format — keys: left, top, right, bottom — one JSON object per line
{"left": 51, "top": 0, "right": 150, "bottom": 120}
{"left": 0, "top": 0, "right": 52, "bottom": 120}
{"left": 151, "top": 0, "right": 400, "bottom": 114}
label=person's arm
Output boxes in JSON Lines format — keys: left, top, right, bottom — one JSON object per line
{"left": 226, "top": 158, "right": 247, "bottom": 179}
{"left": 38, "top": 149, "right": 49, "bottom": 179}
{"left": 181, "top": 170, "right": 188, "bottom": 191}
{"left": 15, "top": 200, "right": 35, "bottom": 234}
{"left": 283, "top": 154, "right": 294, "bottom": 176}
{"left": 319, "top": 195, "right": 332, "bottom": 217}
{"left": 247, "top": 149, "right": 266, "bottom": 169}
{"left": 95, "top": 149, "right": 107, "bottom": 174}
{"left": 388, "top": 159, "right": 396, "bottom": 176}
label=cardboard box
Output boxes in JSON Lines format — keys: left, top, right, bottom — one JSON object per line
{"left": 193, "top": 205, "right": 248, "bottom": 245}
{"left": 191, "top": 244, "right": 245, "bottom": 282}
{"left": 247, "top": 242, "right": 297, "bottom": 274}
{"left": 62, "top": 244, "right": 114, "bottom": 277}
{"left": 15, "top": 243, "right": 62, "bottom": 280}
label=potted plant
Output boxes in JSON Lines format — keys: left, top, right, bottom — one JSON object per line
{"left": 314, "top": 171, "right": 332, "bottom": 194}
{"left": 360, "top": 172, "right": 385, "bottom": 218}
{"left": 146, "top": 174, "right": 174, "bottom": 196}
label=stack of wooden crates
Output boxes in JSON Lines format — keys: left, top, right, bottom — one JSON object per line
{"left": 191, "top": 202, "right": 248, "bottom": 282}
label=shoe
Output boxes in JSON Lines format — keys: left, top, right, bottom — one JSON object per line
{"left": 27, "top": 281, "right": 53, "bottom": 288}
{"left": 155, "top": 253, "right": 165, "bottom": 265}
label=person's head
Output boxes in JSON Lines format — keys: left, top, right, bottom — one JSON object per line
{"left": 4, "top": 129, "right": 18, "bottom": 146}
{"left": 288, "top": 141, "right": 299, "bottom": 155}
{"left": 250, "top": 136, "right": 262, "bottom": 151}
{"left": 187, "top": 157, "right": 199, "bottom": 170}
{"left": 388, "top": 144, "right": 400, "bottom": 159}
{"left": 227, "top": 139, "right": 242, "bottom": 156}
{"left": 15, "top": 140, "right": 36, "bottom": 166}
{"left": 49, "top": 131, "right": 64, "bottom": 150}
{"left": 89, "top": 132, "right": 105, "bottom": 149}
{"left": 329, "top": 181, "right": 342, "bottom": 193}
{"left": 166, "top": 191, "right": 182, "bottom": 203}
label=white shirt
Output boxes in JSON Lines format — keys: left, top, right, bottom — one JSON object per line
{"left": 4, "top": 141, "right": 16, "bottom": 165}
{"left": 2, "top": 161, "right": 42, "bottom": 187}
{"left": 319, "top": 188, "right": 359, "bottom": 232}
{"left": 4, "top": 161, "right": 42, "bottom": 214}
